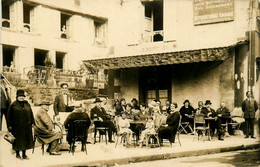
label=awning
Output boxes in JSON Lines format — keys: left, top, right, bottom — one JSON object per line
{"left": 83, "top": 47, "right": 229, "bottom": 70}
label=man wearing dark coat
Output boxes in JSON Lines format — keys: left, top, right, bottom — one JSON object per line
{"left": 1, "top": 75, "right": 11, "bottom": 131}
{"left": 64, "top": 104, "right": 91, "bottom": 151}
{"left": 34, "top": 101, "right": 62, "bottom": 155}
{"left": 90, "top": 98, "right": 116, "bottom": 143}
{"left": 158, "top": 103, "right": 180, "bottom": 143}
{"left": 53, "top": 83, "right": 73, "bottom": 121}
{"left": 242, "top": 91, "right": 258, "bottom": 139}
{"left": 7, "top": 89, "right": 35, "bottom": 160}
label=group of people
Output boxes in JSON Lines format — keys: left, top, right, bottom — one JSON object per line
{"left": 1, "top": 78, "right": 259, "bottom": 160}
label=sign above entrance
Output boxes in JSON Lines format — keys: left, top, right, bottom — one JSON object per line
{"left": 193, "top": 0, "right": 234, "bottom": 25}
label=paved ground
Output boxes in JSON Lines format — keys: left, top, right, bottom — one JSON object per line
{"left": 118, "top": 149, "right": 260, "bottom": 167}
{"left": 0, "top": 131, "right": 259, "bottom": 167}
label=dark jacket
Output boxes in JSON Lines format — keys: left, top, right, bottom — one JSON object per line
{"left": 34, "top": 108, "right": 62, "bottom": 144}
{"left": 242, "top": 98, "right": 258, "bottom": 118}
{"left": 166, "top": 111, "right": 180, "bottom": 130}
{"left": 64, "top": 109, "right": 91, "bottom": 143}
{"left": 1, "top": 86, "right": 10, "bottom": 109}
{"left": 179, "top": 105, "right": 194, "bottom": 122}
{"left": 53, "top": 93, "right": 72, "bottom": 115}
{"left": 7, "top": 100, "right": 35, "bottom": 151}
{"left": 216, "top": 107, "right": 230, "bottom": 117}
{"left": 90, "top": 106, "right": 109, "bottom": 120}
{"left": 202, "top": 107, "right": 216, "bottom": 117}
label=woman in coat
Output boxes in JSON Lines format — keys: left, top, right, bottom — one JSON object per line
{"left": 158, "top": 102, "right": 180, "bottom": 143}
{"left": 7, "top": 89, "right": 35, "bottom": 160}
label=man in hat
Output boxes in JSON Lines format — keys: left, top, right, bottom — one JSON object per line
{"left": 53, "top": 83, "right": 73, "bottom": 121}
{"left": 64, "top": 103, "right": 91, "bottom": 151}
{"left": 242, "top": 91, "right": 258, "bottom": 139}
{"left": 34, "top": 101, "right": 62, "bottom": 155}
{"left": 0, "top": 74, "right": 11, "bottom": 131}
{"left": 90, "top": 98, "right": 116, "bottom": 143}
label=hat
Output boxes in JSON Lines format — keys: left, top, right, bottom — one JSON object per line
{"left": 183, "top": 99, "right": 190, "bottom": 104}
{"left": 40, "top": 100, "right": 51, "bottom": 106}
{"left": 16, "top": 89, "right": 26, "bottom": 97}
{"left": 60, "top": 83, "right": 68, "bottom": 88}
{"left": 205, "top": 100, "right": 212, "bottom": 105}
{"left": 94, "top": 97, "right": 102, "bottom": 103}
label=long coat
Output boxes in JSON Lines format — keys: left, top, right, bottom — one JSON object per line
{"left": 242, "top": 98, "right": 258, "bottom": 119}
{"left": 90, "top": 106, "right": 109, "bottom": 120}
{"left": 158, "top": 111, "right": 180, "bottom": 143}
{"left": 7, "top": 100, "right": 35, "bottom": 151}
{"left": 34, "top": 108, "right": 62, "bottom": 144}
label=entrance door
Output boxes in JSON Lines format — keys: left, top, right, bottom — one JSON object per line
{"left": 139, "top": 65, "right": 171, "bottom": 106}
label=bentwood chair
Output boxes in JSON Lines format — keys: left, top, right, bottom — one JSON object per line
{"left": 193, "top": 114, "right": 210, "bottom": 141}
{"left": 69, "top": 120, "right": 89, "bottom": 155}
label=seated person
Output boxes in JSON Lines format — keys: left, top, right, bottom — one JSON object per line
{"left": 137, "top": 103, "right": 150, "bottom": 121}
{"left": 158, "top": 103, "right": 180, "bottom": 143}
{"left": 118, "top": 113, "right": 133, "bottom": 145}
{"left": 165, "top": 100, "right": 171, "bottom": 114}
{"left": 179, "top": 99, "right": 194, "bottom": 131}
{"left": 131, "top": 98, "right": 140, "bottom": 111}
{"left": 194, "top": 101, "right": 204, "bottom": 115}
{"left": 102, "top": 97, "right": 114, "bottom": 117}
{"left": 139, "top": 116, "right": 156, "bottom": 146}
{"left": 114, "top": 100, "right": 123, "bottom": 116}
{"left": 90, "top": 98, "right": 116, "bottom": 143}
{"left": 64, "top": 104, "right": 91, "bottom": 151}
{"left": 202, "top": 100, "right": 223, "bottom": 140}
{"left": 34, "top": 101, "right": 62, "bottom": 155}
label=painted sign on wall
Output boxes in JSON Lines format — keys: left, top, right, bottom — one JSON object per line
{"left": 194, "top": 0, "right": 234, "bottom": 25}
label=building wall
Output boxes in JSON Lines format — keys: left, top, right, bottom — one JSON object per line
{"left": 104, "top": 0, "right": 251, "bottom": 58}
{"left": 171, "top": 52, "right": 235, "bottom": 111}
{"left": 120, "top": 68, "right": 139, "bottom": 103}
{"left": 1, "top": 0, "right": 108, "bottom": 74}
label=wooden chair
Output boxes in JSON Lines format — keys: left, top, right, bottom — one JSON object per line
{"left": 114, "top": 116, "right": 127, "bottom": 148}
{"left": 69, "top": 120, "right": 89, "bottom": 155}
{"left": 93, "top": 121, "right": 108, "bottom": 145}
{"left": 32, "top": 135, "right": 45, "bottom": 155}
{"left": 193, "top": 114, "right": 210, "bottom": 141}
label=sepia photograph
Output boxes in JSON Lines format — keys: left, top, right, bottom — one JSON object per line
{"left": 0, "top": 0, "right": 260, "bottom": 166}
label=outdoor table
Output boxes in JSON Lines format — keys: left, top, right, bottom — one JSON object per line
{"left": 129, "top": 120, "right": 146, "bottom": 142}
{"left": 218, "top": 115, "right": 231, "bottom": 137}
{"left": 204, "top": 117, "right": 217, "bottom": 141}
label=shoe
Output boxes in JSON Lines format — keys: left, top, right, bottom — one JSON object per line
{"left": 244, "top": 136, "right": 249, "bottom": 138}
{"left": 49, "top": 152, "right": 61, "bottom": 155}
{"left": 218, "top": 138, "right": 224, "bottom": 141}
{"left": 22, "top": 155, "right": 29, "bottom": 160}
{"left": 16, "top": 155, "right": 22, "bottom": 160}
{"left": 251, "top": 136, "right": 256, "bottom": 139}
{"left": 109, "top": 140, "right": 115, "bottom": 143}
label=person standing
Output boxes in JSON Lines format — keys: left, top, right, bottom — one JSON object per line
{"left": 53, "top": 83, "right": 73, "bottom": 121}
{"left": 0, "top": 75, "right": 11, "bottom": 131}
{"left": 34, "top": 101, "right": 62, "bottom": 155}
{"left": 7, "top": 89, "right": 35, "bottom": 160}
{"left": 242, "top": 91, "right": 258, "bottom": 139}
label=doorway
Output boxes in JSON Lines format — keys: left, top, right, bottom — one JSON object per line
{"left": 139, "top": 65, "right": 171, "bottom": 106}
{"left": 34, "top": 49, "right": 48, "bottom": 66}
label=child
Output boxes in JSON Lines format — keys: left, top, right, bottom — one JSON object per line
{"left": 139, "top": 116, "right": 156, "bottom": 146}
{"left": 118, "top": 113, "right": 133, "bottom": 145}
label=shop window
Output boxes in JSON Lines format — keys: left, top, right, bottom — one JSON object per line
{"left": 2, "top": 45, "right": 16, "bottom": 72}
{"left": 143, "top": 1, "right": 163, "bottom": 42}
{"left": 23, "top": 3, "right": 34, "bottom": 32}
{"left": 94, "top": 21, "right": 106, "bottom": 46}
{"left": 56, "top": 52, "right": 66, "bottom": 69}
{"left": 60, "top": 13, "right": 71, "bottom": 39}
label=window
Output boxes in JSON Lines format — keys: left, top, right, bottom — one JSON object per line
{"left": 1, "top": 1, "right": 11, "bottom": 28}
{"left": 143, "top": 1, "right": 163, "bottom": 42}
{"left": 34, "top": 49, "right": 49, "bottom": 66}
{"left": 23, "top": 3, "right": 34, "bottom": 32}
{"left": 2, "top": 45, "right": 16, "bottom": 72}
{"left": 60, "top": 13, "right": 71, "bottom": 39}
{"left": 94, "top": 21, "right": 106, "bottom": 45}
{"left": 56, "top": 52, "right": 66, "bottom": 69}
